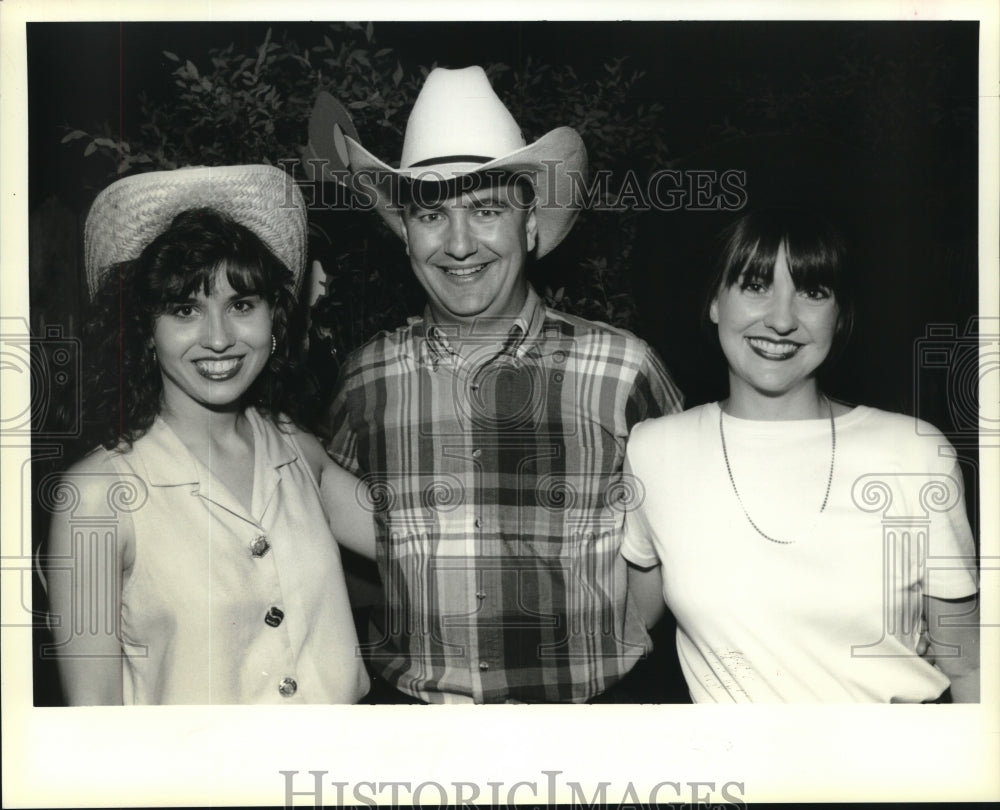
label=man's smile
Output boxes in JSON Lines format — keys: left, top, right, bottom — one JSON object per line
{"left": 439, "top": 261, "right": 493, "bottom": 278}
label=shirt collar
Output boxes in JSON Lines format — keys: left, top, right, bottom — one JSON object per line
{"left": 413, "top": 285, "right": 546, "bottom": 365}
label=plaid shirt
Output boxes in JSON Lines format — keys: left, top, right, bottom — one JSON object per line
{"left": 327, "top": 286, "right": 683, "bottom": 703}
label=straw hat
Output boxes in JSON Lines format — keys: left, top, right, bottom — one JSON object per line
{"left": 84, "top": 164, "right": 307, "bottom": 297}
{"left": 333, "top": 66, "right": 587, "bottom": 258}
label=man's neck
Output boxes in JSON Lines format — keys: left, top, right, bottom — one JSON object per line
{"left": 425, "top": 285, "right": 536, "bottom": 338}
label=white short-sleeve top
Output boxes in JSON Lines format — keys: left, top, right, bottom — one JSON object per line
{"left": 622, "top": 403, "right": 978, "bottom": 703}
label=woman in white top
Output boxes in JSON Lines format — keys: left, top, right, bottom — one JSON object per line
{"left": 621, "top": 207, "right": 979, "bottom": 703}
{"left": 43, "top": 166, "right": 371, "bottom": 704}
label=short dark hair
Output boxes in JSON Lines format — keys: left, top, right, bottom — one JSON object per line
{"left": 81, "top": 207, "right": 306, "bottom": 450}
{"left": 398, "top": 169, "right": 536, "bottom": 214}
{"left": 701, "top": 207, "right": 855, "bottom": 369}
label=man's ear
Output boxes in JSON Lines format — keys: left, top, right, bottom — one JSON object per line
{"left": 525, "top": 205, "right": 538, "bottom": 253}
{"left": 398, "top": 212, "right": 410, "bottom": 256}
{"left": 306, "top": 260, "right": 327, "bottom": 310}
{"left": 709, "top": 296, "right": 720, "bottom": 324}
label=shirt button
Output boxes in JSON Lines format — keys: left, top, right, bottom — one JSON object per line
{"left": 470, "top": 383, "right": 480, "bottom": 391}
{"left": 249, "top": 535, "right": 270, "bottom": 558}
{"left": 264, "top": 606, "right": 284, "bottom": 627}
{"left": 278, "top": 677, "right": 297, "bottom": 697}
{"left": 471, "top": 448, "right": 482, "bottom": 459}
{"left": 474, "top": 517, "right": 482, "bottom": 529}
{"left": 476, "top": 591, "right": 486, "bottom": 601}
{"left": 479, "top": 662, "right": 489, "bottom": 671}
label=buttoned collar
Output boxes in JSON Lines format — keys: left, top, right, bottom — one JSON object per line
{"left": 410, "top": 284, "right": 547, "bottom": 367}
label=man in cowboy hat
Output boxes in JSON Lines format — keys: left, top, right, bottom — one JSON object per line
{"left": 323, "top": 66, "right": 683, "bottom": 703}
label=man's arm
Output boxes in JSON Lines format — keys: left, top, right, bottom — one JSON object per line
{"left": 628, "top": 344, "right": 684, "bottom": 426}
{"left": 925, "top": 593, "right": 980, "bottom": 702}
{"left": 625, "top": 559, "right": 666, "bottom": 630}
{"left": 323, "top": 368, "right": 361, "bottom": 473}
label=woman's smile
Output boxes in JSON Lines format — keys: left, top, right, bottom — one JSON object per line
{"left": 745, "top": 336, "right": 804, "bottom": 360}
{"left": 192, "top": 355, "right": 245, "bottom": 380}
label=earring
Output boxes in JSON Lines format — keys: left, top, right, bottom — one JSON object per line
{"left": 271, "top": 335, "right": 277, "bottom": 356}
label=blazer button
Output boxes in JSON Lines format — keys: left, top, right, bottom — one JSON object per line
{"left": 265, "top": 606, "right": 284, "bottom": 627}
{"left": 250, "top": 535, "right": 270, "bottom": 558}
{"left": 278, "top": 677, "right": 297, "bottom": 697}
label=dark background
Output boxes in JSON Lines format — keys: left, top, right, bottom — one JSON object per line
{"left": 27, "top": 20, "right": 981, "bottom": 409}
{"left": 26, "top": 20, "right": 983, "bottom": 705}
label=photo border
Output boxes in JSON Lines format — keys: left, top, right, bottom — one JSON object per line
{"left": 2, "top": 0, "right": 998, "bottom": 806}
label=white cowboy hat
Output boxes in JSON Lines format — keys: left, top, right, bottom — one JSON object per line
{"left": 84, "top": 164, "right": 307, "bottom": 297}
{"left": 337, "top": 66, "right": 587, "bottom": 258}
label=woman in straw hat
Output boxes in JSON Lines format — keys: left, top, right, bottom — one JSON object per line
{"left": 44, "top": 165, "right": 370, "bottom": 704}
{"left": 621, "top": 207, "right": 979, "bottom": 703}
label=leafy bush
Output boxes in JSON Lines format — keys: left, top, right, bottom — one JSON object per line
{"left": 64, "top": 22, "right": 673, "bottom": 364}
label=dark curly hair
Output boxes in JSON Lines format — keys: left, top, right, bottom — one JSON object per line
{"left": 80, "top": 207, "right": 309, "bottom": 451}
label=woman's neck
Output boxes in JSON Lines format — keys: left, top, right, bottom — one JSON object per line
{"left": 723, "top": 379, "right": 828, "bottom": 421}
{"left": 158, "top": 394, "right": 249, "bottom": 449}
{"left": 159, "top": 397, "right": 257, "bottom": 515}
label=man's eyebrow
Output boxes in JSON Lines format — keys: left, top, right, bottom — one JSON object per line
{"left": 405, "top": 200, "right": 444, "bottom": 214}
{"left": 468, "top": 193, "right": 510, "bottom": 208}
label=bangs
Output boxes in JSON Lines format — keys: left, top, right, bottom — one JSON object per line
{"left": 722, "top": 231, "right": 782, "bottom": 287}
{"left": 783, "top": 229, "right": 845, "bottom": 292}
{"left": 721, "top": 208, "right": 846, "bottom": 294}
{"left": 156, "top": 259, "right": 273, "bottom": 307}
{"left": 136, "top": 207, "right": 292, "bottom": 313}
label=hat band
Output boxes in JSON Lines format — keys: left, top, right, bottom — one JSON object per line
{"left": 408, "top": 154, "right": 495, "bottom": 168}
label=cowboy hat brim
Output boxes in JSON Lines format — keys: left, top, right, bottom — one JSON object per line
{"left": 343, "top": 127, "right": 588, "bottom": 258}
{"left": 84, "top": 165, "right": 308, "bottom": 297}
{"left": 302, "top": 91, "right": 361, "bottom": 184}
